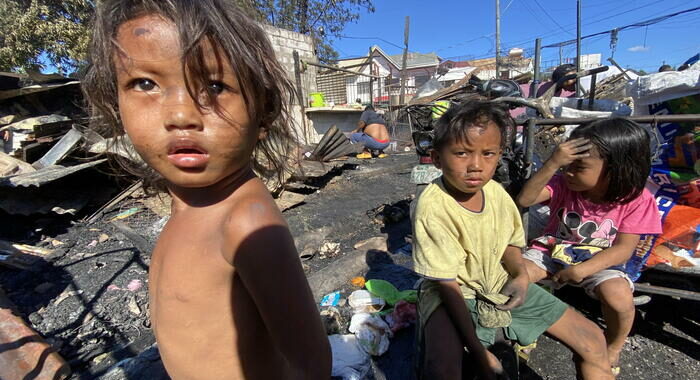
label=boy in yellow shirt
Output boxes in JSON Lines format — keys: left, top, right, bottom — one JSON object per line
{"left": 412, "top": 100, "right": 613, "bottom": 379}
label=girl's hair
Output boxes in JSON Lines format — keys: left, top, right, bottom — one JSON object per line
{"left": 82, "top": 0, "right": 297, "bottom": 190}
{"left": 569, "top": 117, "right": 651, "bottom": 204}
{"left": 432, "top": 98, "right": 515, "bottom": 151}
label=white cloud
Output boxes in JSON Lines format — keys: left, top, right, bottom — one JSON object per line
{"left": 628, "top": 45, "right": 650, "bottom": 52}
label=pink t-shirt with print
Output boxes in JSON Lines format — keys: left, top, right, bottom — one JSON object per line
{"left": 539, "top": 175, "right": 662, "bottom": 249}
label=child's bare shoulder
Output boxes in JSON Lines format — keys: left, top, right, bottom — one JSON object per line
{"left": 221, "top": 178, "right": 292, "bottom": 263}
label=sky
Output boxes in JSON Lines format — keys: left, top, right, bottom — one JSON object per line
{"left": 333, "top": 0, "right": 700, "bottom": 72}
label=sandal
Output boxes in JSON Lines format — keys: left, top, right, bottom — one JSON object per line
{"left": 611, "top": 366, "right": 621, "bottom": 377}
{"left": 514, "top": 341, "right": 537, "bottom": 362}
{"left": 356, "top": 152, "right": 372, "bottom": 159}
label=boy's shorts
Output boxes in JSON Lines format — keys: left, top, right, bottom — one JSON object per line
{"left": 523, "top": 248, "right": 634, "bottom": 298}
{"left": 416, "top": 280, "right": 567, "bottom": 355}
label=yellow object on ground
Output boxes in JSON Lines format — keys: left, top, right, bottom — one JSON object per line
{"left": 109, "top": 207, "right": 140, "bottom": 221}
{"left": 514, "top": 341, "right": 537, "bottom": 362}
{"left": 377, "top": 153, "right": 388, "bottom": 158}
{"left": 350, "top": 276, "right": 366, "bottom": 288}
{"left": 356, "top": 152, "right": 372, "bottom": 159}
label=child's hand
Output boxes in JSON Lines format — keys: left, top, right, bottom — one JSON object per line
{"left": 496, "top": 274, "right": 529, "bottom": 311}
{"left": 552, "top": 266, "right": 585, "bottom": 284}
{"left": 549, "top": 138, "right": 592, "bottom": 168}
{"left": 473, "top": 349, "right": 498, "bottom": 380}
{"left": 477, "top": 364, "right": 498, "bottom": 380}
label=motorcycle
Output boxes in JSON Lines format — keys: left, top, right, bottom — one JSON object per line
{"left": 404, "top": 66, "right": 611, "bottom": 198}
{"left": 405, "top": 76, "right": 528, "bottom": 197}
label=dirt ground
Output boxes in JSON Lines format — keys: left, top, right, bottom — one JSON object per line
{"left": 1, "top": 152, "right": 698, "bottom": 380}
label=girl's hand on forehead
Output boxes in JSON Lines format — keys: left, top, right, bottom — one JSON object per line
{"left": 550, "top": 138, "right": 592, "bottom": 168}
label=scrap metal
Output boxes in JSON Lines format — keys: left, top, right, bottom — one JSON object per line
{"left": 0, "top": 159, "right": 107, "bottom": 188}
{"left": 309, "top": 126, "right": 357, "bottom": 161}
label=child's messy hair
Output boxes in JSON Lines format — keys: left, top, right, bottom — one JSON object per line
{"left": 82, "top": 0, "right": 297, "bottom": 190}
{"left": 569, "top": 118, "right": 651, "bottom": 204}
{"left": 432, "top": 98, "right": 515, "bottom": 151}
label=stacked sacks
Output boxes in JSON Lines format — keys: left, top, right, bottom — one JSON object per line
{"left": 626, "top": 64, "right": 700, "bottom": 274}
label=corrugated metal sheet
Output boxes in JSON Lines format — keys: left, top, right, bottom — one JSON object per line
{"left": 0, "top": 81, "right": 80, "bottom": 101}
{"left": 0, "top": 159, "right": 107, "bottom": 187}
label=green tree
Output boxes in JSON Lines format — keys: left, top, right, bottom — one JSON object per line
{"left": 252, "top": 0, "right": 375, "bottom": 62}
{"left": 0, "top": 0, "right": 93, "bottom": 73}
{"left": 0, "top": 0, "right": 373, "bottom": 73}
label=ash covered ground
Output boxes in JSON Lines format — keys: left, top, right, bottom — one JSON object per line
{"left": 1, "top": 152, "right": 698, "bottom": 379}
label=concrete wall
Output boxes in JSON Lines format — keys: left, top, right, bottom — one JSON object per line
{"left": 262, "top": 24, "right": 318, "bottom": 144}
{"left": 306, "top": 109, "right": 363, "bottom": 137}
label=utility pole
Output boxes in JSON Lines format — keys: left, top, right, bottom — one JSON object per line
{"left": 559, "top": 45, "right": 563, "bottom": 65}
{"left": 368, "top": 46, "right": 374, "bottom": 107}
{"left": 399, "top": 16, "right": 410, "bottom": 105}
{"left": 292, "top": 50, "right": 308, "bottom": 144}
{"left": 576, "top": 0, "right": 582, "bottom": 96}
{"left": 495, "top": 0, "right": 501, "bottom": 79}
{"left": 531, "top": 38, "right": 542, "bottom": 98}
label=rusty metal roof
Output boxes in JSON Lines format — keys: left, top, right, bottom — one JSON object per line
{"left": 0, "top": 159, "right": 107, "bottom": 188}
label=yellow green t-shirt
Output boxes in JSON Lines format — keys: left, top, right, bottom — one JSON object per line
{"left": 412, "top": 178, "right": 526, "bottom": 299}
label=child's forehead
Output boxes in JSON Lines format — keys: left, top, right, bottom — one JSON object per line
{"left": 115, "top": 14, "right": 181, "bottom": 61}
{"left": 114, "top": 14, "right": 222, "bottom": 65}
{"left": 445, "top": 122, "right": 502, "bottom": 148}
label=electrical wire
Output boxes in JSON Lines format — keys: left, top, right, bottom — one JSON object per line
{"left": 338, "top": 35, "right": 404, "bottom": 50}
{"left": 531, "top": 0, "right": 575, "bottom": 36}
{"left": 503, "top": 0, "right": 516, "bottom": 14}
{"left": 542, "top": 6, "right": 700, "bottom": 48}
{"left": 498, "top": 0, "right": 681, "bottom": 51}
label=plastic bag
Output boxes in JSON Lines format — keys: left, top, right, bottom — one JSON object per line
{"left": 384, "top": 300, "right": 417, "bottom": 333}
{"left": 364, "top": 279, "right": 417, "bottom": 306}
{"left": 349, "top": 313, "right": 392, "bottom": 356}
{"left": 626, "top": 70, "right": 700, "bottom": 106}
{"left": 348, "top": 290, "right": 385, "bottom": 313}
{"left": 415, "top": 78, "right": 443, "bottom": 98}
{"left": 655, "top": 205, "right": 700, "bottom": 254}
{"left": 328, "top": 335, "right": 371, "bottom": 380}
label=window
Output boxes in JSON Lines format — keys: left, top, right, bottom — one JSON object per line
{"left": 357, "top": 81, "right": 370, "bottom": 95}
{"left": 414, "top": 75, "right": 430, "bottom": 88}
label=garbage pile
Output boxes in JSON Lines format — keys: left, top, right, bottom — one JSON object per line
{"left": 529, "top": 60, "right": 700, "bottom": 277}
{"left": 0, "top": 72, "right": 114, "bottom": 217}
{"left": 322, "top": 278, "right": 418, "bottom": 380}
{"left": 630, "top": 62, "right": 700, "bottom": 275}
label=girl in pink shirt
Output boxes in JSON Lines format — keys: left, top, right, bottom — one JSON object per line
{"left": 516, "top": 118, "right": 662, "bottom": 376}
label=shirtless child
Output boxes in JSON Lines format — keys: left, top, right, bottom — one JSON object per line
{"left": 82, "top": 1, "right": 330, "bottom": 379}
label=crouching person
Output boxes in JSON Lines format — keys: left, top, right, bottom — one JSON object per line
{"left": 412, "top": 99, "right": 614, "bottom": 380}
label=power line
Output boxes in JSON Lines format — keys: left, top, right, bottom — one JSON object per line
{"left": 583, "top": 0, "right": 675, "bottom": 27}
{"left": 542, "top": 6, "right": 700, "bottom": 48}
{"left": 502, "top": 0, "right": 516, "bottom": 14}
{"left": 338, "top": 35, "right": 404, "bottom": 50}
{"left": 501, "top": 0, "right": 677, "bottom": 50}
{"left": 531, "top": 0, "right": 575, "bottom": 36}
{"left": 435, "top": 34, "right": 495, "bottom": 53}
{"left": 519, "top": 0, "right": 551, "bottom": 30}
{"left": 430, "top": 0, "right": 663, "bottom": 57}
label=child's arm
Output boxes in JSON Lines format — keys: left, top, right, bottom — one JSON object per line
{"left": 497, "top": 245, "right": 530, "bottom": 310}
{"left": 231, "top": 205, "right": 331, "bottom": 379}
{"left": 516, "top": 138, "right": 592, "bottom": 207}
{"left": 552, "top": 233, "right": 640, "bottom": 284}
{"left": 435, "top": 280, "right": 497, "bottom": 380}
